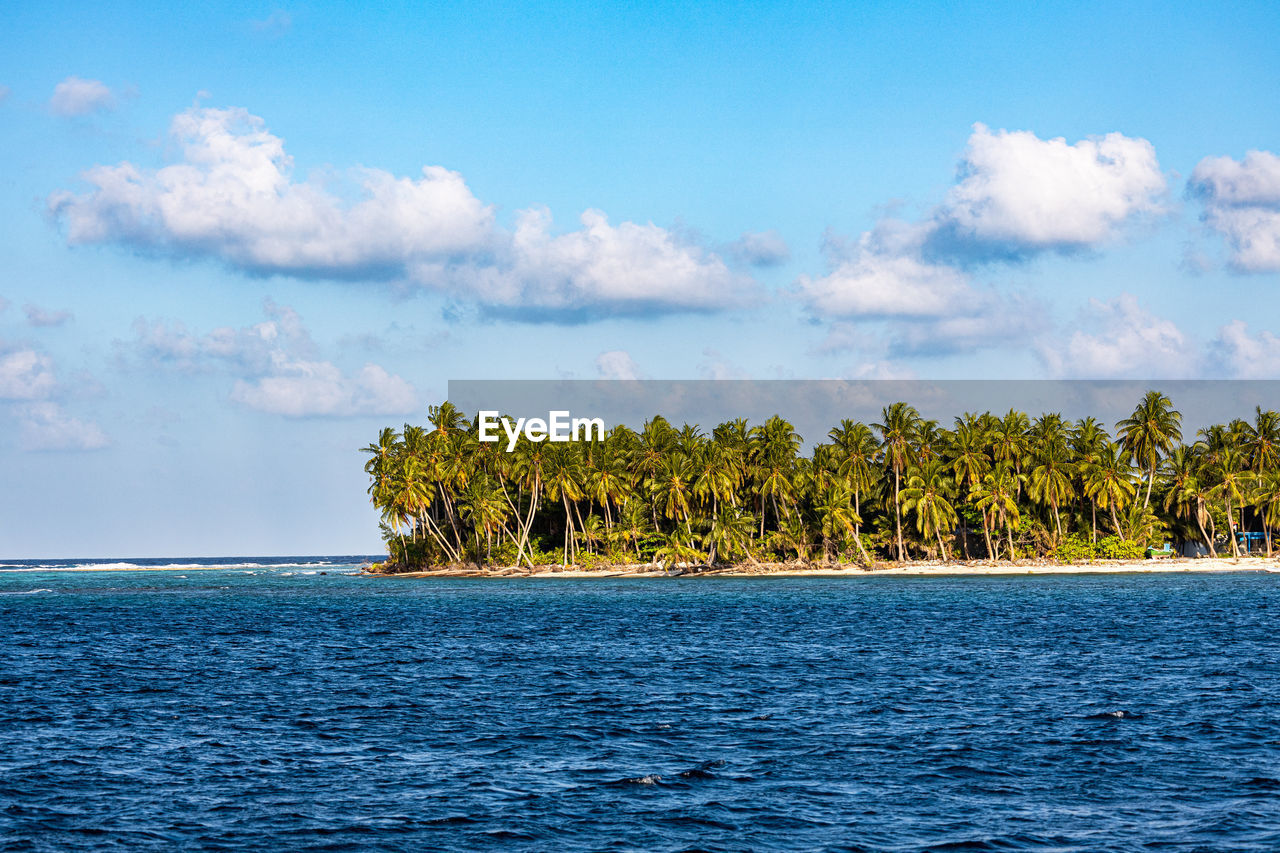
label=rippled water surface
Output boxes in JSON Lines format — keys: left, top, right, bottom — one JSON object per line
{"left": 2, "top": 563, "right": 1279, "bottom": 851}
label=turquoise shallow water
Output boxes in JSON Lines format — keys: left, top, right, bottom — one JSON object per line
{"left": 1, "top": 562, "right": 1279, "bottom": 851}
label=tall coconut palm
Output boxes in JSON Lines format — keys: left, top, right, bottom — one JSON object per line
{"left": 1116, "top": 391, "right": 1182, "bottom": 509}
{"left": 829, "top": 419, "right": 879, "bottom": 560}
{"left": 875, "top": 402, "right": 921, "bottom": 561}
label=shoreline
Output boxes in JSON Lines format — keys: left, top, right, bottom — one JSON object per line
{"left": 368, "top": 556, "right": 1280, "bottom": 579}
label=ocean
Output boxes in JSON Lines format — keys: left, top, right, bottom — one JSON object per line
{"left": 2, "top": 561, "right": 1278, "bottom": 851}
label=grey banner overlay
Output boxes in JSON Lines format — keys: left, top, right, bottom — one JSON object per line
{"left": 449, "top": 380, "right": 1280, "bottom": 446}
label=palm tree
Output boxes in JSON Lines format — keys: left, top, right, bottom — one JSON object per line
{"left": 973, "top": 465, "right": 1021, "bottom": 561}
{"left": 1028, "top": 440, "right": 1075, "bottom": 544}
{"left": 1082, "top": 442, "right": 1137, "bottom": 540}
{"left": 875, "top": 402, "right": 921, "bottom": 561}
{"left": 1252, "top": 469, "right": 1280, "bottom": 556}
{"left": 828, "top": 419, "right": 879, "bottom": 561}
{"left": 1116, "top": 391, "right": 1182, "bottom": 509}
{"left": 900, "top": 460, "right": 958, "bottom": 561}
{"left": 1163, "top": 444, "right": 1216, "bottom": 557}
{"left": 703, "top": 506, "right": 755, "bottom": 565}
{"left": 1208, "top": 447, "right": 1251, "bottom": 557}
{"left": 1070, "top": 416, "right": 1110, "bottom": 543}
{"left": 813, "top": 483, "right": 861, "bottom": 564}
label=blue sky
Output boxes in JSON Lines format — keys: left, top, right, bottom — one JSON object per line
{"left": 2, "top": 0, "right": 1279, "bottom": 557}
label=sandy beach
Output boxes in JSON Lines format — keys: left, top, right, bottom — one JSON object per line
{"left": 369, "top": 557, "right": 1280, "bottom": 579}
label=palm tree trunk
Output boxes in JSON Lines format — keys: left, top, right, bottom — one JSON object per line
{"left": 1227, "top": 497, "right": 1240, "bottom": 557}
{"left": 1194, "top": 508, "right": 1214, "bottom": 558}
{"left": 515, "top": 478, "right": 540, "bottom": 568}
{"left": 981, "top": 512, "right": 995, "bottom": 563}
{"left": 894, "top": 467, "right": 904, "bottom": 561}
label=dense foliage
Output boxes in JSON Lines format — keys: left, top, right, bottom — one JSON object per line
{"left": 362, "top": 392, "right": 1280, "bottom": 570}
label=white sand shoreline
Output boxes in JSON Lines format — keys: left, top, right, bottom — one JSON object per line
{"left": 370, "top": 557, "right": 1280, "bottom": 579}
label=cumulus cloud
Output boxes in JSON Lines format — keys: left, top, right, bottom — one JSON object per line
{"left": 49, "top": 76, "right": 114, "bottom": 116}
{"left": 1189, "top": 150, "right": 1280, "bottom": 272}
{"left": 1038, "top": 294, "right": 1196, "bottom": 378}
{"left": 124, "top": 301, "right": 418, "bottom": 417}
{"left": 1207, "top": 321, "right": 1280, "bottom": 378}
{"left": 230, "top": 358, "right": 416, "bottom": 417}
{"left": 17, "top": 402, "right": 109, "bottom": 451}
{"left": 127, "top": 299, "right": 313, "bottom": 374}
{"left": 24, "top": 305, "right": 73, "bottom": 327}
{"left": 795, "top": 124, "right": 1165, "bottom": 361}
{"left": 595, "top": 350, "right": 641, "bottom": 380}
{"left": 50, "top": 106, "right": 752, "bottom": 319}
{"left": 796, "top": 246, "right": 972, "bottom": 319}
{"left": 0, "top": 347, "right": 58, "bottom": 400}
{"left": 730, "top": 230, "right": 790, "bottom": 267}
{"left": 929, "top": 124, "right": 1166, "bottom": 259}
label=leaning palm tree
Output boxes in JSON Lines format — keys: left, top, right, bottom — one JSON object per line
{"left": 875, "top": 402, "right": 921, "bottom": 561}
{"left": 1116, "top": 391, "right": 1182, "bottom": 509}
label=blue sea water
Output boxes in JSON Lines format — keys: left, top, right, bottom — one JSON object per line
{"left": 1, "top": 561, "right": 1279, "bottom": 852}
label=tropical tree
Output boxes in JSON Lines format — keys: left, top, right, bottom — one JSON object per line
{"left": 1116, "top": 391, "right": 1182, "bottom": 509}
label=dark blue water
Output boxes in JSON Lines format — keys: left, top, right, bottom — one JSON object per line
{"left": 2, "top": 564, "right": 1278, "bottom": 851}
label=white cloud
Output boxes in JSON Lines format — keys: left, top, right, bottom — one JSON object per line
{"left": 125, "top": 301, "right": 418, "bottom": 417}
{"left": 51, "top": 106, "right": 752, "bottom": 319}
{"left": 1039, "top": 294, "right": 1196, "bottom": 378}
{"left": 1207, "top": 320, "right": 1280, "bottom": 378}
{"left": 50, "top": 107, "right": 495, "bottom": 276}
{"left": 730, "top": 229, "right": 790, "bottom": 266}
{"left": 49, "top": 76, "right": 114, "bottom": 117}
{"left": 595, "top": 350, "right": 641, "bottom": 380}
{"left": 932, "top": 124, "right": 1166, "bottom": 256}
{"left": 796, "top": 247, "right": 973, "bottom": 319}
{"left": 1189, "top": 150, "right": 1280, "bottom": 272}
{"left": 17, "top": 402, "right": 109, "bottom": 451}
{"left": 795, "top": 124, "right": 1166, "bottom": 362}
{"left": 24, "top": 305, "right": 73, "bottom": 327}
{"left": 230, "top": 357, "right": 417, "bottom": 417}
{"left": 0, "top": 348, "right": 58, "bottom": 400}
{"left": 128, "top": 299, "right": 313, "bottom": 374}
{"left": 845, "top": 360, "right": 917, "bottom": 380}
{"left": 1190, "top": 151, "right": 1280, "bottom": 206}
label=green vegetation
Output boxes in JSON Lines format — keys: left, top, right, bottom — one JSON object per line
{"left": 362, "top": 393, "right": 1280, "bottom": 571}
